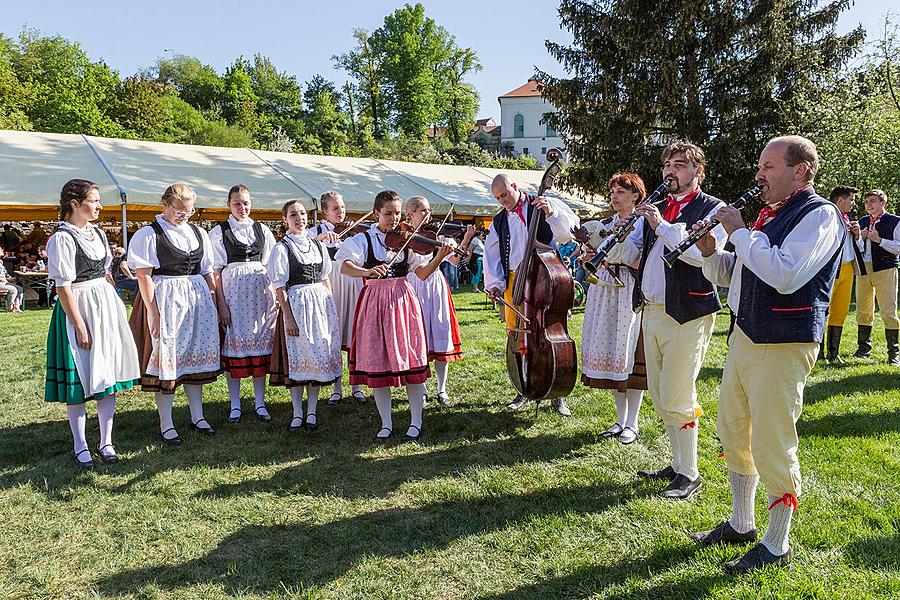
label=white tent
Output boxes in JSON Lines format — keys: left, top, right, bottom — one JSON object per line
{"left": 0, "top": 130, "right": 608, "bottom": 228}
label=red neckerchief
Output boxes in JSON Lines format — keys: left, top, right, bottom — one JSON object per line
{"left": 511, "top": 193, "right": 527, "bottom": 225}
{"left": 752, "top": 184, "right": 813, "bottom": 230}
{"left": 662, "top": 188, "right": 700, "bottom": 222}
{"left": 868, "top": 211, "right": 884, "bottom": 231}
{"left": 841, "top": 212, "right": 851, "bottom": 227}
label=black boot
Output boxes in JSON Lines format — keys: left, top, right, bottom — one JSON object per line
{"left": 827, "top": 325, "right": 844, "bottom": 365}
{"left": 887, "top": 329, "right": 900, "bottom": 366}
{"left": 854, "top": 325, "right": 872, "bottom": 358}
{"left": 817, "top": 341, "right": 826, "bottom": 362}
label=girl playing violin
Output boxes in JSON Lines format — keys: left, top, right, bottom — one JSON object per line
{"left": 405, "top": 196, "right": 475, "bottom": 406}
{"left": 308, "top": 191, "right": 366, "bottom": 404}
{"left": 335, "top": 191, "right": 453, "bottom": 442}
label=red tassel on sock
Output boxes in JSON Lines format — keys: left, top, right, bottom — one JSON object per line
{"left": 768, "top": 493, "right": 797, "bottom": 512}
{"left": 680, "top": 421, "right": 696, "bottom": 429}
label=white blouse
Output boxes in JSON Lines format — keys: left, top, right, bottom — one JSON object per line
{"left": 127, "top": 215, "right": 214, "bottom": 276}
{"left": 334, "top": 224, "right": 429, "bottom": 273}
{"left": 208, "top": 215, "right": 276, "bottom": 269}
{"left": 47, "top": 222, "right": 112, "bottom": 287}
{"left": 306, "top": 220, "right": 344, "bottom": 251}
{"left": 267, "top": 232, "right": 332, "bottom": 289}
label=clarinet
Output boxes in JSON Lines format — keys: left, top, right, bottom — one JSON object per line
{"left": 661, "top": 186, "right": 761, "bottom": 268}
{"left": 583, "top": 179, "right": 672, "bottom": 277}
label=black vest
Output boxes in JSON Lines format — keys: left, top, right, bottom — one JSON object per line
{"left": 736, "top": 188, "right": 844, "bottom": 344}
{"left": 858, "top": 213, "right": 900, "bottom": 273}
{"left": 363, "top": 231, "right": 408, "bottom": 278}
{"left": 150, "top": 221, "right": 204, "bottom": 276}
{"left": 282, "top": 237, "right": 325, "bottom": 287}
{"left": 56, "top": 227, "right": 108, "bottom": 283}
{"left": 491, "top": 193, "right": 554, "bottom": 280}
{"left": 633, "top": 191, "right": 723, "bottom": 323}
{"left": 315, "top": 223, "right": 339, "bottom": 260}
{"left": 220, "top": 220, "right": 265, "bottom": 264}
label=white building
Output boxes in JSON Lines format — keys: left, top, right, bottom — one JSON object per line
{"left": 498, "top": 81, "right": 563, "bottom": 166}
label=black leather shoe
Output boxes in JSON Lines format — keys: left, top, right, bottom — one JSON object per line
{"left": 287, "top": 416, "right": 304, "bottom": 432}
{"left": 637, "top": 465, "right": 676, "bottom": 481}
{"left": 226, "top": 408, "right": 242, "bottom": 424}
{"left": 374, "top": 427, "right": 392, "bottom": 443}
{"left": 690, "top": 520, "right": 758, "bottom": 547}
{"left": 190, "top": 419, "right": 216, "bottom": 435}
{"left": 724, "top": 543, "right": 792, "bottom": 574}
{"left": 304, "top": 413, "right": 318, "bottom": 431}
{"left": 74, "top": 448, "right": 94, "bottom": 470}
{"left": 96, "top": 444, "right": 119, "bottom": 465}
{"left": 660, "top": 474, "right": 702, "bottom": 500}
{"left": 254, "top": 406, "right": 272, "bottom": 422}
{"left": 159, "top": 428, "right": 183, "bottom": 446}
{"left": 403, "top": 424, "right": 422, "bottom": 442}
{"left": 437, "top": 392, "right": 452, "bottom": 407}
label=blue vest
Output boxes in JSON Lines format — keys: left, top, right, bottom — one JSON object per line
{"left": 491, "top": 192, "right": 554, "bottom": 281}
{"left": 633, "top": 191, "right": 723, "bottom": 324}
{"left": 858, "top": 213, "right": 900, "bottom": 273}
{"left": 736, "top": 188, "right": 843, "bottom": 344}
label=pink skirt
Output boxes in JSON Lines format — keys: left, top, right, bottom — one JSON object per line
{"left": 348, "top": 277, "right": 430, "bottom": 388}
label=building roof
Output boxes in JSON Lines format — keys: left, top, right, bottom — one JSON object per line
{"left": 474, "top": 117, "right": 495, "bottom": 127}
{"left": 499, "top": 80, "right": 543, "bottom": 100}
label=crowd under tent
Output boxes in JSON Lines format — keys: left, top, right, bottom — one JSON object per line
{"left": 0, "top": 130, "right": 607, "bottom": 245}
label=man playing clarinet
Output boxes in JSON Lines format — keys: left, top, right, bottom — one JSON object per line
{"left": 692, "top": 135, "right": 843, "bottom": 573}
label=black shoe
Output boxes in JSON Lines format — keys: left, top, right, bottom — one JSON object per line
{"left": 724, "top": 543, "right": 792, "bottom": 574}
{"left": 600, "top": 423, "right": 624, "bottom": 439}
{"left": 226, "top": 408, "right": 242, "bottom": 424}
{"left": 507, "top": 394, "right": 528, "bottom": 411}
{"left": 854, "top": 324, "right": 872, "bottom": 357}
{"left": 403, "top": 424, "right": 422, "bottom": 442}
{"left": 637, "top": 465, "right": 676, "bottom": 481}
{"left": 436, "top": 391, "right": 452, "bottom": 407}
{"left": 660, "top": 473, "right": 702, "bottom": 500}
{"left": 374, "top": 427, "right": 392, "bottom": 443}
{"left": 826, "top": 325, "right": 844, "bottom": 365}
{"left": 352, "top": 390, "right": 368, "bottom": 403}
{"left": 690, "top": 520, "right": 758, "bottom": 547}
{"left": 159, "top": 427, "right": 183, "bottom": 446}
{"left": 73, "top": 448, "right": 94, "bottom": 470}
{"left": 304, "top": 413, "right": 318, "bottom": 431}
{"left": 96, "top": 444, "right": 119, "bottom": 465}
{"left": 254, "top": 406, "right": 272, "bottom": 422}
{"left": 886, "top": 329, "right": 900, "bottom": 366}
{"left": 190, "top": 419, "right": 216, "bottom": 435}
{"left": 327, "top": 391, "right": 342, "bottom": 405}
{"left": 288, "top": 416, "right": 304, "bottom": 432}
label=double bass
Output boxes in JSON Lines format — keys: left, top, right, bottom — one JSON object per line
{"left": 504, "top": 148, "right": 577, "bottom": 400}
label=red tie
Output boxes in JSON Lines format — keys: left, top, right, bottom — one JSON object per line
{"left": 662, "top": 189, "right": 700, "bottom": 222}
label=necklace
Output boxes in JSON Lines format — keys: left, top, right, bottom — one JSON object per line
{"left": 69, "top": 223, "right": 96, "bottom": 242}
{"left": 289, "top": 232, "right": 312, "bottom": 252}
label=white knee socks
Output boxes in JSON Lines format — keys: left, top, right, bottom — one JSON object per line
{"left": 184, "top": 384, "right": 205, "bottom": 424}
{"left": 96, "top": 395, "right": 116, "bottom": 451}
{"left": 306, "top": 385, "right": 319, "bottom": 425}
{"left": 728, "top": 470, "right": 759, "bottom": 534}
{"left": 290, "top": 386, "right": 305, "bottom": 419}
{"left": 155, "top": 392, "right": 176, "bottom": 437}
{"left": 66, "top": 404, "right": 88, "bottom": 454}
{"left": 434, "top": 361, "right": 449, "bottom": 394}
{"left": 672, "top": 422, "right": 699, "bottom": 480}
{"left": 253, "top": 376, "right": 269, "bottom": 417}
{"left": 373, "top": 387, "right": 393, "bottom": 436}
{"left": 666, "top": 426, "right": 681, "bottom": 474}
{"left": 761, "top": 494, "right": 795, "bottom": 556}
{"left": 227, "top": 376, "right": 242, "bottom": 411}
{"left": 406, "top": 383, "right": 425, "bottom": 434}
{"left": 613, "top": 391, "right": 628, "bottom": 427}
{"left": 624, "top": 389, "right": 643, "bottom": 432}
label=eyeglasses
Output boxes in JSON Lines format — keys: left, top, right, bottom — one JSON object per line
{"left": 170, "top": 208, "right": 195, "bottom": 218}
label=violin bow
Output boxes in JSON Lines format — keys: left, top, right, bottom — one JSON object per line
{"left": 379, "top": 217, "right": 428, "bottom": 277}
{"left": 335, "top": 210, "right": 374, "bottom": 241}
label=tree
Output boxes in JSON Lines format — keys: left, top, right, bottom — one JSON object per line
{"left": 304, "top": 88, "right": 349, "bottom": 155}
{"left": 539, "top": 0, "right": 865, "bottom": 202}
{"left": 153, "top": 55, "right": 224, "bottom": 112}
{"left": 334, "top": 28, "right": 386, "bottom": 139}
{"left": 0, "top": 36, "right": 32, "bottom": 130}
{"left": 112, "top": 76, "right": 171, "bottom": 140}
{"left": 243, "top": 54, "right": 305, "bottom": 146}
{"left": 437, "top": 47, "right": 481, "bottom": 143}
{"left": 222, "top": 60, "right": 261, "bottom": 137}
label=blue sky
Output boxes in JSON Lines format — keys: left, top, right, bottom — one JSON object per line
{"left": 0, "top": 1, "right": 891, "bottom": 119}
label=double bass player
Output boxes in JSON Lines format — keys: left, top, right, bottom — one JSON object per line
{"left": 483, "top": 173, "right": 580, "bottom": 415}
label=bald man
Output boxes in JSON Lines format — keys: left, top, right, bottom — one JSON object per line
{"left": 484, "top": 174, "right": 580, "bottom": 414}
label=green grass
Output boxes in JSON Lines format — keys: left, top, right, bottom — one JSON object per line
{"left": 0, "top": 292, "right": 898, "bottom": 599}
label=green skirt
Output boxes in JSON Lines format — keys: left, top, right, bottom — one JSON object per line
{"left": 44, "top": 303, "right": 136, "bottom": 405}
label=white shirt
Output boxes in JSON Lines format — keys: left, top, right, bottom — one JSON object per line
{"left": 605, "top": 193, "right": 726, "bottom": 305}
{"left": 208, "top": 215, "right": 276, "bottom": 269}
{"left": 47, "top": 222, "right": 111, "bottom": 287}
{"left": 483, "top": 194, "right": 580, "bottom": 292}
{"left": 127, "top": 215, "right": 214, "bottom": 276}
{"left": 306, "top": 220, "right": 344, "bottom": 250}
{"left": 855, "top": 213, "right": 900, "bottom": 262}
{"left": 267, "top": 233, "right": 331, "bottom": 289}
{"left": 702, "top": 204, "right": 843, "bottom": 314}
{"left": 334, "top": 224, "right": 429, "bottom": 273}
{"left": 470, "top": 236, "right": 485, "bottom": 257}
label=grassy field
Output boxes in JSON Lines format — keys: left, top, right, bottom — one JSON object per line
{"left": 0, "top": 290, "right": 898, "bottom": 599}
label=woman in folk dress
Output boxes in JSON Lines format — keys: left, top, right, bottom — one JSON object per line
{"left": 210, "top": 184, "right": 278, "bottom": 424}
{"left": 404, "top": 196, "right": 475, "bottom": 407}
{"left": 308, "top": 190, "right": 366, "bottom": 404}
{"left": 128, "top": 183, "right": 221, "bottom": 445}
{"left": 268, "top": 200, "right": 342, "bottom": 431}
{"left": 335, "top": 190, "right": 453, "bottom": 443}
{"left": 580, "top": 173, "right": 648, "bottom": 445}
{"left": 45, "top": 179, "right": 140, "bottom": 469}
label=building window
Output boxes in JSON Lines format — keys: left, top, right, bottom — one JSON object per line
{"left": 543, "top": 113, "right": 557, "bottom": 137}
{"left": 546, "top": 123, "right": 557, "bottom": 137}
{"left": 541, "top": 147, "right": 547, "bottom": 155}
{"left": 514, "top": 114, "right": 524, "bottom": 138}
{"left": 523, "top": 147, "right": 529, "bottom": 155}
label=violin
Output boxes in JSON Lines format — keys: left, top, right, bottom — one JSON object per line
{"left": 502, "top": 148, "right": 577, "bottom": 400}
{"left": 383, "top": 223, "right": 469, "bottom": 259}
{"left": 421, "top": 220, "right": 488, "bottom": 241}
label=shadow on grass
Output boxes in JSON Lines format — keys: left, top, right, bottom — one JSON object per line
{"left": 843, "top": 532, "right": 900, "bottom": 572}
{"left": 803, "top": 371, "right": 900, "bottom": 406}
{"left": 798, "top": 408, "right": 900, "bottom": 438}
{"left": 0, "top": 399, "right": 599, "bottom": 501}
{"left": 93, "top": 481, "right": 653, "bottom": 595}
